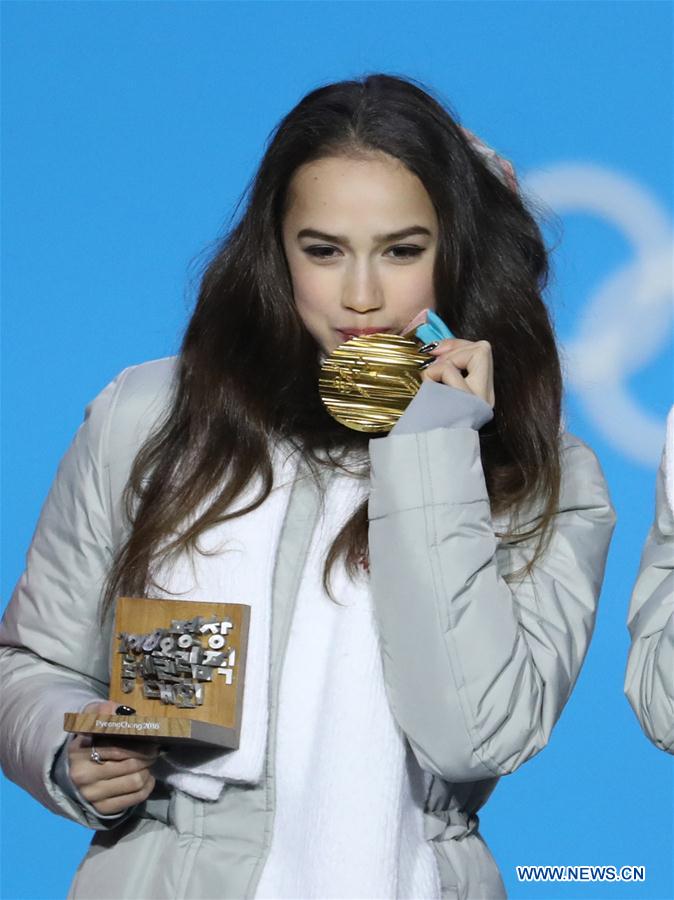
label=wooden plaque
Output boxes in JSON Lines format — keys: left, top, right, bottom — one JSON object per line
{"left": 64, "top": 596, "right": 250, "bottom": 749}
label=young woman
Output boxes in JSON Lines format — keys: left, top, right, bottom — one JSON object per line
{"left": 1, "top": 74, "right": 616, "bottom": 899}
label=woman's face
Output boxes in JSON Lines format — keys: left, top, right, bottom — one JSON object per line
{"left": 282, "top": 153, "right": 439, "bottom": 354}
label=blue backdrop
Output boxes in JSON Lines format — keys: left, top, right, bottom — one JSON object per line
{"left": 2, "top": 2, "right": 672, "bottom": 898}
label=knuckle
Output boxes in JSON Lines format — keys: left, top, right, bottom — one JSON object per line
{"left": 129, "top": 781, "right": 153, "bottom": 805}
{"left": 130, "top": 771, "right": 145, "bottom": 791}
{"left": 96, "top": 798, "right": 123, "bottom": 816}
{"left": 122, "top": 757, "right": 140, "bottom": 775}
{"left": 138, "top": 786, "right": 154, "bottom": 803}
{"left": 142, "top": 775, "right": 156, "bottom": 797}
{"left": 106, "top": 746, "right": 126, "bottom": 762}
{"left": 80, "top": 785, "right": 96, "bottom": 802}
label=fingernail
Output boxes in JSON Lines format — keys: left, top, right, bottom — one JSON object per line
{"left": 418, "top": 342, "right": 439, "bottom": 353}
{"left": 115, "top": 705, "right": 136, "bottom": 715}
{"left": 419, "top": 359, "right": 435, "bottom": 370}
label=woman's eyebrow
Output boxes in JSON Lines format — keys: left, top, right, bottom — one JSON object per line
{"left": 296, "top": 226, "right": 432, "bottom": 244}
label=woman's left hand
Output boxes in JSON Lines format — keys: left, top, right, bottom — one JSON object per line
{"left": 421, "top": 338, "right": 495, "bottom": 409}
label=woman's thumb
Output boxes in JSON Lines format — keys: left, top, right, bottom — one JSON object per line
{"left": 82, "top": 698, "right": 119, "bottom": 716}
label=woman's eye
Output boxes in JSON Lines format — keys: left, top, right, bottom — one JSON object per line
{"left": 386, "top": 245, "right": 424, "bottom": 260}
{"left": 304, "top": 245, "right": 340, "bottom": 259}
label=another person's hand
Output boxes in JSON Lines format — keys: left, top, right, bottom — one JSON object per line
{"left": 422, "top": 338, "right": 495, "bottom": 408}
{"left": 67, "top": 700, "right": 158, "bottom": 815}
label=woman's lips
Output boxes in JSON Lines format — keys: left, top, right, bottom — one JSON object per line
{"left": 336, "top": 327, "right": 392, "bottom": 340}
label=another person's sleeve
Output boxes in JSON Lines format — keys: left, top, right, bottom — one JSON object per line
{"left": 624, "top": 443, "right": 674, "bottom": 754}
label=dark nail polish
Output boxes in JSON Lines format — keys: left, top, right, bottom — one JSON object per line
{"left": 116, "top": 705, "right": 136, "bottom": 715}
{"left": 418, "top": 341, "right": 439, "bottom": 353}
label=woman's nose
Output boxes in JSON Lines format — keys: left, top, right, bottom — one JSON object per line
{"left": 341, "top": 265, "right": 383, "bottom": 313}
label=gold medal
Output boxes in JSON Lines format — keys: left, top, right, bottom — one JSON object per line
{"left": 319, "top": 332, "right": 431, "bottom": 432}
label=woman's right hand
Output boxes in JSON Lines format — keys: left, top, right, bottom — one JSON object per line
{"left": 67, "top": 700, "right": 159, "bottom": 816}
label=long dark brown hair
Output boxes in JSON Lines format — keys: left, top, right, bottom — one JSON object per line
{"left": 102, "top": 73, "right": 562, "bottom": 618}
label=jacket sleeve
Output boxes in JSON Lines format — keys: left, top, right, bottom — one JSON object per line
{"left": 367, "top": 425, "right": 616, "bottom": 782}
{"left": 624, "top": 448, "right": 674, "bottom": 753}
{"left": 0, "top": 370, "right": 133, "bottom": 828}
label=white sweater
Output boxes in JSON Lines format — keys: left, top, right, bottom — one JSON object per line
{"left": 254, "top": 468, "right": 441, "bottom": 900}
